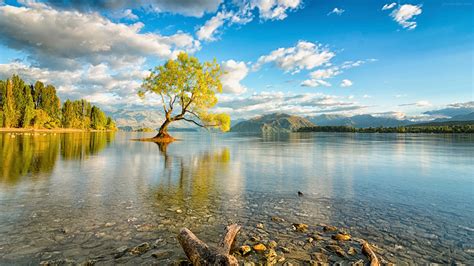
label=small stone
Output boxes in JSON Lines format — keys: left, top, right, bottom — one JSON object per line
{"left": 271, "top": 216, "right": 285, "bottom": 223}
{"left": 265, "top": 249, "right": 278, "bottom": 264}
{"left": 268, "top": 240, "right": 277, "bottom": 249}
{"left": 323, "top": 225, "right": 337, "bottom": 232}
{"left": 253, "top": 243, "right": 267, "bottom": 252}
{"left": 280, "top": 246, "right": 290, "bottom": 253}
{"left": 114, "top": 246, "right": 128, "bottom": 258}
{"left": 348, "top": 247, "right": 357, "bottom": 256}
{"left": 176, "top": 209, "right": 183, "bottom": 214}
{"left": 256, "top": 223, "right": 264, "bottom": 229}
{"left": 249, "top": 236, "right": 260, "bottom": 242}
{"left": 105, "top": 222, "right": 115, "bottom": 227}
{"left": 292, "top": 223, "right": 308, "bottom": 232}
{"left": 333, "top": 233, "right": 351, "bottom": 241}
{"left": 307, "top": 237, "right": 313, "bottom": 243}
{"left": 130, "top": 242, "right": 151, "bottom": 255}
{"left": 311, "top": 252, "right": 328, "bottom": 262}
{"left": 327, "top": 245, "right": 346, "bottom": 257}
{"left": 298, "top": 191, "right": 304, "bottom": 196}
{"left": 239, "top": 245, "right": 252, "bottom": 255}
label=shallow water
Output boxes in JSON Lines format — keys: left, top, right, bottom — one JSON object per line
{"left": 0, "top": 132, "right": 473, "bottom": 264}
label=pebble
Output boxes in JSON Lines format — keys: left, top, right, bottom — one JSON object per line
{"left": 323, "top": 225, "right": 337, "bottom": 232}
{"left": 253, "top": 243, "right": 267, "bottom": 252}
{"left": 292, "top": 223, "right": 308, "bottom": 232}
{"left": 240, "top": 245, "right": 252, "bottom": 255}
{"left": 268, "top": 240, "right": 277, "bottom": 248}
{"left": 333, "top": 233, "right": 351, "bottom": 241}
{"left": 327, "top": 245, "right": 346, "bottom": 257}
{"left": 130, "top": 242, "right": 151, "bottom": 255}
{"left": 256, "top": 223, "right": 264, "bottom": 229}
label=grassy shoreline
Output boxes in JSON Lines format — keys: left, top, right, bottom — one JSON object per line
{"left": 0, "top": 128, "right": 116, "bottom": 133}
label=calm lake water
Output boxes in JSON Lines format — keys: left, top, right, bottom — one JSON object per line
{"left": 0, "top": 132, "right": 473, "bottom": 264}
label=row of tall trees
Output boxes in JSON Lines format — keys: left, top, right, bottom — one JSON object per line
{"left": 0, "top": 75, "right": 116, "bottom": 130}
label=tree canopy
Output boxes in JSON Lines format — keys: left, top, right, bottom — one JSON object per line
{"left": 0, "top": 74, "right": 116, "bottom": 130}
{"left": 139, "top": 52, "right": 230, "bottom": 139}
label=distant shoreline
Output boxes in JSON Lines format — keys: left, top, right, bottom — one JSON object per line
{"left": 0, "top": 128, "right": 116, "bottom": 133}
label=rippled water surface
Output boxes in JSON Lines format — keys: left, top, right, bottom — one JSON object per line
{"left": 0, "top": 132, "right": 473, "bottom": 264}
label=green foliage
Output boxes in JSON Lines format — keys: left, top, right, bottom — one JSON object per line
{"left": 2, "top": 78, "right": 16, "bottom": 127}
{"left": 91, "top": 106, "right": 107, "bottom": 130}
{"left": 139, "top": 52, "right": 230, "bottom": 135}
{"left": 0, "top": 74, "right": 116, "bottom": 130}
{"left": 33, "top": 82, "right": 61, "bottom": 125}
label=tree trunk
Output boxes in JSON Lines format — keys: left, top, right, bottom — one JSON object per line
{"left": 154, "top": 119, "right": 172, "bottom": 139}
{"left": 177, "top": 224, "right": 241, "bottom": 265}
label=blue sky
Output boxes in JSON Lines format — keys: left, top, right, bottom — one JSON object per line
{"left": 0, "top": 0, "right": 472, "bottom": 120}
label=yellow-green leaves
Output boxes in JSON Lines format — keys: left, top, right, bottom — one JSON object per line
{"left": 140, "top": 52, "right": 231, "bottom": 132}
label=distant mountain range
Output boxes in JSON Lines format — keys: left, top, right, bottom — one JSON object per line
{"left": 231, "top": 112, "right": 474, "bottom": 133}
{"left": 109, "top": 108, "right": 474, "bottom": 132}
{"left": 231, "top": 113, "right": 314, "bottom": 133}
{"left": 306, "top": 114, "right": 413, "bottom": 128}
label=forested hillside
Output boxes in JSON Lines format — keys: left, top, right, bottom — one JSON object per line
{"left": 0, "top": 75, "right": 115, "bottom": 130}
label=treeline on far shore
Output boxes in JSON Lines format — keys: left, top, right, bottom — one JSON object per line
{"left": 297, "top": 124, "right": 474, "bottom": 133}
{"left": 0, "top": 75, "right": 116, "bottom": 130}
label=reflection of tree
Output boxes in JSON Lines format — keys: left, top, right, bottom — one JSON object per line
{"left": 0, "top": 133, "right": 60, "bottom": 184}
{"left": 152, "top": 144, "right": 231, "bottom": 213}
{"left": 60, "top": 132, "right": 115, "bottom": 160}
{"left": 0, "top": 132, "right": 115, "bottom": 184}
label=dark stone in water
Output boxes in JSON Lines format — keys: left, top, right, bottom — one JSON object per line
{"left": 114, "top": 246, "right": 128, "bottom": 259}
{"left": 327, "top": 245, "right": 346, "bottom": 257}
{"left": 298, "top": 191, "right": 304, "bottom": 197}
{"left": 130, "top": 242, "right": 151, "bottom": 255}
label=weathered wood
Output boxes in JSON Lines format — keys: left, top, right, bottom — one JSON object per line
{"left": 361, "top": 241, "right": 380, "bottom": 266}
{"left": 177, "top": 224, "right": 241, "bottom": 266}
{"left": 217, "top": 224, "right": 241, "bottom": 254}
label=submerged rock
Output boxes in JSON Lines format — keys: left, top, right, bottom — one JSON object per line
{"left": 311, "top": 252, "right": 328, "bottom": 262}
{"left": 114, "top": 246, "right": 128, "bottom": 258}
{"left": 327, "top": 245, "right": 346, "bottom": 257}
{"left": 323, "top": 225, "right": 337, "bottom": 232}
{"left": 130, "top": 242, "right": 151, "bottom": 255}
{"left": 292, "top": 223, "right": 308, "bottom": 232}
{"left": 268, "top": 240, "right": 278, "bottom": 249}
{"left": 256, "top": 223, "right": 264, "bottom": 229}
{"left": 271, "top": 216, "right": 285, "bottom": 223}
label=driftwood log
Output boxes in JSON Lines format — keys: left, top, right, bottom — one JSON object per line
{"left": 177, "top": 224, "right": 241, "bottom": 265}
{"left": 361, "top": 240, "right": 380, "bottom": 266}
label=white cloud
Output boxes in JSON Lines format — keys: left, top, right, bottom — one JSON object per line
{"left": 0, "top": 61, "right": 148, "bottom": 110}
{"left": 0, "top": 3, "right": 200, "bottom": 70}
{"left": 340, "top": 79, "right": 353, "bottom": 87}
{"left": 328, "top": 7, "right": 345, "bottom": 16}
{"left": 363, "top": 94, "right": 372, "bottom": 98}
{"left": 196, "top": 11, "right": 234, "bottom": 41}
{"left": 220, "top": 60, "right": 249, "bottom": 94}
{"left": 399, "top": 100, "right": 432, "bottom": 107}
{"left": 250, "top": 0, "right": 302, "bottom": 20}
{"left": 216, "top": 91, "right": 365, "bottom": 119}
{"left": 382, "top": 3, "right": 397, "bottom": 11}
{"left": 116, "top": 9, "right": 138, "bottom": 20}
{"left": 390, "top": 4, "right": 422, "bottom": 30}
{"left": 254, "top": 41, "right": 335, "bottom": 73}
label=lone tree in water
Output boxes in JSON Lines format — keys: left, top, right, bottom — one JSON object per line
{"left": 139, "top": 52, "right": 230, "bottom": 141}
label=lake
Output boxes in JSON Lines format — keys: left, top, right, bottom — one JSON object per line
{"left": 0, "top": 132, "right": 473, "bottom": 264}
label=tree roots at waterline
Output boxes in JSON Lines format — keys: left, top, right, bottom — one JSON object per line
{"left": 132, "top": 132, "right": 177, "bottom": 143}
